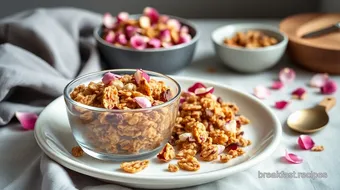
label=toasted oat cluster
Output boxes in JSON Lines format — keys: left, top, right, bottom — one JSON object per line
{"left": 311, "top": 145, "right": 324, "bottom": 152}
{"left": 69, "top": 69, "right": 178, "bottom": 155}
{"left": 71, "top": 146, "right": 84, "bottom": 157}
{"left": 223, "top": 30, "right": 278, "bottom": 48}
{"left": 168, "top": 164, "right": 179, "bottom": 172}
{"left": 120, "top": 160, "right": 149, "bottom": 173}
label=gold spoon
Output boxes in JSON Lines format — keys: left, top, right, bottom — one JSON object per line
{"left": 287, "top": 97, "right": 336, "bottom": 133}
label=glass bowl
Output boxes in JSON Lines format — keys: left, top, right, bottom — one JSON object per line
{"left": 63, "top": 69, "right": 181, "bottom": 161}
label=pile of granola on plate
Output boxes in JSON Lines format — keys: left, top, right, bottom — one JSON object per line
{"left": 119, "top": 82, "right": 251, "bottom": 173}
{"left": 69, "top": 69, "right": 178, "bottom": 154}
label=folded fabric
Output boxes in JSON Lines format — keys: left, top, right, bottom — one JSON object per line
{"left": 0, "top": 7, "right": 102, "bottom": 125}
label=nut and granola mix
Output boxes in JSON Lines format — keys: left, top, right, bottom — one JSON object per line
{"left": 223, "top": 30, "right": 278, "bottom": 48}
{"left": 69, "top": 69, "right": 179, "bottom": 155}
{"left": 120, "top": 160, "right": 150, "bottom": 173}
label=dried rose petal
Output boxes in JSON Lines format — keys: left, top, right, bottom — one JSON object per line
{"left": 178, "top": 33, "right": 192, "bottom": 44}
{"left": 223, "top": 120, "right": 237, "bottom": 133}
{"left": 188, "top": 82, "right": 206, "bottom": 92}
{"left": 179, "top": 133, "right": 195, "bottom": 142}
{"left": 321, "top": 80, "right": 337, "bottom": 94}
{"left": 102, "top": 72, "right": 118, "bottom": 85}
{"left": 103, "top": 13, "right": 115, "bottom": 29}
{"left": 161, "top": 42, "right": 173, "bottom": 48}
{"left": 139, "top": 16, "right": 151, "bottom": 29}
{"left": 159, "top": 29, "right": 171, "bottom": 42}
{"left": 271, "top": 81, "right": 284, "bottom": 90}
{"left": 180, "top": 26, "right": 189, "bottom": 34}
{"left": 275, "top": 101, "right": 289, "bottom": 110}
{"left": 159, "top": 15, "right": 169, "bottom": 23}
{"left": 105, "top": 31, "right": 115, "bottom": 43}
{"left": 194, "top": 87, "right": 214, "bottom": 96}
{"left": 143, "top": 7, "right": 159, "bottom": 24}
{"left": 117, "top": 12, "right": 129, "bottom": 23}
{"left": 292, "top": 88, "right": 306, "bottom": 99}
{"left": 217, "top": 145, "right": 225, "bottom": 154}
{"left": 15, "top": 112, "right": 38, "bottom": 130}
{"left": 180, "top": 97, "right": 186, "bottom": 104}
{"left": 130, "top": 35, "right": 147, "bottom": 50}
{"left": 285, "top": 149, "right": 303, "bottom": 164}
{"left": 134, "top": 69, "right": 150, "bottom": 85}
{"left": 147, "top": 38, "right": 161, "bottom": 48}
{"left": 167, "top": 19, "right": 181, "bottom": 31}
{"left": 114, "top": 33, "right": 128, "bottom": 45}
{"left": 125, "top": 25, "right": 138, "bottom": 39}
{"left": 134, "top": 97, "right": 151, "bottom": 108}
{"left": 279, "top": 68, "right": 296, "bottom": 84}
{"left": 309, "top": 73, "right": 329, "bottom": 88}
{"left": 298, "top": 135, "right": 315, "bottom": 150}
{"left": 253, "top": 85, "right": 271, "bottom": 99}
{"left": 227, "top": 143, "right": 238, "bottom": 150}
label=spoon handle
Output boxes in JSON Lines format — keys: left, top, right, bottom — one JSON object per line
{"left": 319, "top": 97, "right": 336, "bottom": 112}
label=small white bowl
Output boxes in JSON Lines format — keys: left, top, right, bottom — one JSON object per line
{"left": 211, "top": 23, "right": 288, "bottom": 73}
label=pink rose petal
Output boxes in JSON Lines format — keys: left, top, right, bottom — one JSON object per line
{"left": 275, "top": 100, "right": 289, "bottom": 110}
{"left": 180, "top": 97, "right": 186, "bottom": 104}
{"left": 179, "top": 133, "right": 195, "bottom": 142}
{"left": 139, "top": 16, "right": 151, "bottom": 29}
{"left": 117, "top": 12, "right": 129, "bottom": 23}
{"left": 309, "top": 73, "right": 329, "bottom": 88}
{"left": 194, "top": 87, "right": 214, "bottom": 96}
{"left": 103, "top": 13, "right": 115, "bottom": 29}
{"left": 321, "top": 80, "right": 337, "bottom": 94}
{"left": 292, "top": 88, "right": 306, "bottom": 99}
{"left": 227, "top": 143, "right": 238, "bottom": 150}
{"left": 298, "top": 135, "right": 315, "bottom": 150}
{"left": 125, "top": 25, "right": 138, "bottom": 39}
{"left": 167, "top": 19, "right": 181, "bottom": 31}
{"left": 253, "top": 85, "right": 271, "bottom": 99}
{"left": 161, "top": 42, "right": 173, "bottom": 48}
{"left": 134, "top": 69, "right": 150, "bottom": 85}
{"left": 15, "top": 112, "right": 38, "bottom": 130}
{"left": 159, "top": 15, "right": 169, "bottom": 23}
{"left": 130, "top": 35, "right": 147, "bottom": 50}
{"left": 178, "top": 33, "right": 192, "bottom": 44}
{"left": 102, "top": 72, "right": 118, "bottom": 85}
{"left": 223, "top": 120, "right": 237, "bottom": 133}
{"left": 114, "top": 33, "right": 128, "bottom": 45}
{"left": 143, "top": 7, "right": 159, "bottom": 24}
{"left": 285, "top": 149, "right": 303, "bottom": 164}
{"left": 159, "top": 29, "right": 171, "bottom": 42}
{"left": 104, "top": 31, "right": 115, "bottom": 43}
{"left": 147, "top": 38, "right": 161, "bottom": 48}
{"left": 180, "top": 26, "right": 189, "bottom": 34}
{"left": 134, "top": 97, "right": 152, "bottom": 108}
{"left": 279, "top": 68, "right": 296, "bottom": 84}
{"left": 188, "top": 82, "right": 206, "bottom": 92}
{"left": 217, "top": 145, "right": 225, "bottom": 154}
{"left": 271, "top": 81, "right": 284, "bottom": 90}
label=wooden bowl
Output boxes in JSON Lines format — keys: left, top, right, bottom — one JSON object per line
{"left": 280, "top": 13, "right": 340, "bottom": 74}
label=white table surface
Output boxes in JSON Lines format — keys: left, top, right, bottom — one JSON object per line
{"left": 1, "top": 19, "right": 339, "bottom": 190}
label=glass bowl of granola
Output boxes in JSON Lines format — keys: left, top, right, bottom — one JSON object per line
{"left": 63, "top": 69, "right": 181, "bottom": 161}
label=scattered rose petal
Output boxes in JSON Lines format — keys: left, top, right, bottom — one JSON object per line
{"left": 253, "top": 85, "right": 271, "bottom": 99}
{"left": 159, "top": 29, "right": 171, "bottom": 42}
{"left": 167, "top": 19, "right": 181, "bottom": 31}
{"left": 134, "top": 97, "right": 151, "bottom": 108}
{"left": 15, "top": 112, "right": 38, "bottom": 130}
{"left": 179, "top": 133, "right": 195, "bottom": 142}
{"left": 217, "top": 145, "right": 225, "bottom": 154}
{"left": 321, "top": 80, "right": 337, "bottom": 94}
{"left": 147, "top": 38, "right": 161, "bottom": 48}
{"left": 114, "top": 33, "right": 128, "bottom": 45}
{"left": 275, "top": 101, "right": 289, "bottom": 110}
{"left": 117, "top": 12, "right": 129, "bottom": 23}
{"left": 227, "top": 143, "right": 238, "bottom": 150}
{"left": 134, "top": 69, "right": 150, "bottom": 85}
{"left": 143, "top": 7, "right": 159, "bottom": 24}
{"left": 194, "top": 87, "right": 214, "bottom": 96}
{"left": 271, "top": 81, "right": 284, "bottom": 90}
{"left": 292, "top": 88, "right": 306, "bottom": 99}
{"left": 285, "top": 149, "right": 303, "bottom": 164}
{"left": 279, "top": 68, "right": 296, "bottom": 84}
{"left": 309, "top": 73, "right": 329, "bottom": 88}
{"left": 104, "top": 31, "right": 115, "bottom": 43}
{"left": 178, "top": 33, "right": 192, "bottom": 44}
{"left": 298, "top": 135, "right": 315, "bottom": 150}
{"left": 223, "top": 120, "right": 237, "bottom": 133}
{"left": 103, "top": 13, "right": 115, "bottom": 29}
{"left": 130, "top": 35, "right": 147, "bottom": 50}
{"left": 180, "top": 26, "right": 189, "bottom": 34}
{"left": 102, "top": 72, "right": 118, "bottom": 85}
{"left": 188, "top": 82, "right": 206, "bottom": 92}
{"left": 139, "top": 16, "right": 151, "bottom": 29}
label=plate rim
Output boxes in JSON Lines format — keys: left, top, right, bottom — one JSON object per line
{"left": 34, "top": 76, "right": 282, "bottom": 183}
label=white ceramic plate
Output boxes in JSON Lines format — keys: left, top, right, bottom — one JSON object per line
{"left": 34, "top": 76, "right": 282, "bottom": 189}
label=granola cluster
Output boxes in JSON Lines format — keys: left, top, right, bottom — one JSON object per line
{"left": 223, "top": 30, "right": 278, "bottom": 48}
{"left": 120, "top": 160, "right": 150, "bottom": 173}
{"left": 69, "top": 70, "right": 179, "bottom": 155}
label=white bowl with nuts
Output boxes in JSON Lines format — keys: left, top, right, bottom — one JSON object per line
{"left": 212, "top": 23, "right": 288, "bottom": 73}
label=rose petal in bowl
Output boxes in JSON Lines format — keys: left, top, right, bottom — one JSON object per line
{"left": 130, "top": 35, "right": 147, "bottom": 50}
{"left": 217, "top": 145, "right": 225, "bottom": 154}
{"left": 114, "top": 33, "right": 128, "bottom": 45}
{"left": 103, "top": 13, "right": 115, "bottom": 29}
{"left": 139, "top": 16, "right": 151, "bottom": 29}
{"left": 194, "top": 87, "right": 214, "bottom": 96}
{"left": 279, "top": 68, "right": 296, "bottom": 84}
{"left": 284, "top": 149, "right": 303, "bottom": 164}
{"left": 143, "top": 7, "right": 159, "bottom": 24}
{"left": 178, "top": 33, "right": 192, "bottom": 44}
{"left": 102, "top": 72, "right": 117, "bottom": 85}
{"left": 223, "top": 120, "right": 237, "bottom": 133}
{"left": 15, "top": 112, "right": 38, "bottom": 130}
{"left": 179, "top": 133, "right": 195, "bottom": 142}
{"left": 298, "top": 135, "right": 315, "bottom": 150}
{"left": 104, "top": 31, "right": 115, "bottom": 43}
{"left": 134, "top": 97, "right": 151, "bottom": 108}
{"left": 147, "top": 38, "right": 161, "bottom": 48}
{"left": 134, "top": 69, "right": 150, "bottom": 85}
{"left": 117, "top": 12, "right": 129, "bottom": 23}
{"left": 253, "top": 85, "right": 271, "bottom": 99}
{"left": 309, "top": 73, "right": 329, "bottom": 88}
{"left": 159, "top": 29, "right": 171, "bottom": 43}
{"left": 188, "top": 82, "right": 206, "bottom": 92}
{"left": 321, "top": 80, "right": 337, "bottom": 94}
{"left": 167, "top": 19, "right": 181, "bottom": 31}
